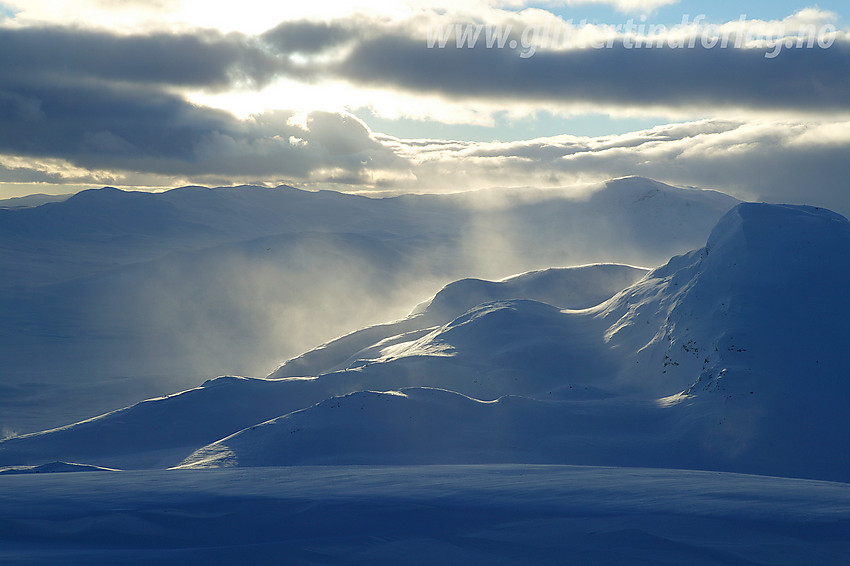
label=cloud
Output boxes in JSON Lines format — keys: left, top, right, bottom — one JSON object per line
{"left": 0, "top": 26, "right": 284, "bottom": 89}
{"left": 0, "top": 24, "right": 407, "bottom": 187}
{"left": 384, "top": 119, "right": 850, "bottom": 216}
{"left": 238, "top": 10, "right": 850, "bottom": 121}
{"left": 0, "top": 0, "right": 521, "bottom": 33}
{"left": 3, "top": 101, "right": 849, "bottom": 216}
{"left": 0, "top": 15, "right": 847, "bottom": 217}
{"left": 3, "top": 13, "right": 848, "bottom": 127}
{"left": 0, "top": 74, "right": 402, "bottom": 186}
{"left": 561, "top": 0, "right": 679, "bottom": 13}
{"left": 333, "top": 28, "right": 850, "bottom": 116}
{"left": 261, "top": 20, "right": 357, "bottom": 54}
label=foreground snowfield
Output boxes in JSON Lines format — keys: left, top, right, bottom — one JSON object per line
{"left": 1, "top": 465, "right": 849, "bottom": 565}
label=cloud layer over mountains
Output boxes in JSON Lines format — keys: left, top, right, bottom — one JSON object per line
{"left": 1, "top": 12, "right": 849, "bottom": 214}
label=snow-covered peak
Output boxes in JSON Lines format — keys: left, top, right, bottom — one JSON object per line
{"left": 595, "top": 203, "right": 850, "bottom": 477}
{"left": 591, "top": 176, "right": 739, "bottom": 210}
{"left": 704, "top": 202, "right": 850, "bottom": 263}
{"left": 411, "top": 264, "right": 647, "bottom": 320}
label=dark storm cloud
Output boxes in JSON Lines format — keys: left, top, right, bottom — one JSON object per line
{"left": 0, "top": 26, "right": 283, "bottom": 88}
{"left": 6, "top": 21, "right": 847, "bottom": 114}
{"left": 1, "top": 19, "right": 848, "bottom": 206}
{"left": 261, "top": 20, "right": 355, "bottom": 54}
{"left": 0, "top": 77, "right": 239, "bottom": 165}
{"left": 0, "top": 25, "right": 397, "bottom": 181}
{"left": 0, "top": 73, "right": 395, "bottom": 178}
{"left": 336, "top": 32, "right": 850, "bottom": 112}
{"left": 0, "top": 25, "right": 309, "bottom": 171}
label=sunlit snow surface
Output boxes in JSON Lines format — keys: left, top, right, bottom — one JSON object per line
{"left": 1, "top": 465, "right": 848, "bottom": 565}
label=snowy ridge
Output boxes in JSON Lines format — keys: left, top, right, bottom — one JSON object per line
{"left": 0, "top": 376, "right": 327, "bottom": 469}
{"left": 411, "top": 263, "right": 648, "bottom": 318}
{"left": 591, "top": 203, "right": 850, "bottom": 478}
{"left": 177, "top": 387, "right": 673, "bottom": 469}
{"left": 599, "top": 203, "right": 850, "bottom": 396}
{"left": 272, "top": 263, "right": 646, "bottom": 378}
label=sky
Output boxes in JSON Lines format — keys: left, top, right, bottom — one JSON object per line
{"left": 0, "top": 0, "right": 848, "bottom": 214}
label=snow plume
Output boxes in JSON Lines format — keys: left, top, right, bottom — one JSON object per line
{"left": 87, "top": 232, "right": 448, "bottom": 379}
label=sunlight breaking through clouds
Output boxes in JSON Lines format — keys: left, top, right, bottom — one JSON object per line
{"left": 0, "top": 1, "right": 848, "bottom": 217}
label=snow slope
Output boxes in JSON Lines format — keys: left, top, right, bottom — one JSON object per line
{"left": 0, "top": 461, "right": 117, "bottom": 475}
{"left": 178, "top": 387, "right": 674, "bottom": 469}
{"left": 5, "top": 182, "right": 848, "bottom": 565}
{"left": 594, "top": 203, "right": 850, "bottom": 479}
{"left": 0, "top": 376, "right": 326, "bottom": 469}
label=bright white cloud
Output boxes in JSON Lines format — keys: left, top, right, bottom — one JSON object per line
{"left": 562, "top": 0, "right": 680, "bottom": 14}
{"left": 0, "top": 0, "right": 550, "bottom": 33}
{"left": 1, "top": 0, "right": 848, "bottom": 218}
{"left": 378, "top": 119, "right": 850, "bottom": 216}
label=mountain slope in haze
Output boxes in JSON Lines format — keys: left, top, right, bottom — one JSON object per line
{"left": 0, "top": 184, "right": 433, "bottom": 289}
{"left": 1, "top": 177, "right": 737, "bottom": 433}
{"left": 3, "top": 202, "right": 849, "bottom": 482}
{"left": 491, "top": 176, "right": 741, "bottom": 269}
{"left": 0, "top": 193, "right": 71, "bottom": 209}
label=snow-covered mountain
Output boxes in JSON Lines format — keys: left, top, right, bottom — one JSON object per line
{"left": 3, "top": 201, "right": 848, "bottom": 482}
{"left": 179, "top": 203, "right": 850, "bottom": 480}
{"left": 0, "top": 177, "right": 738, "bottom": 433}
